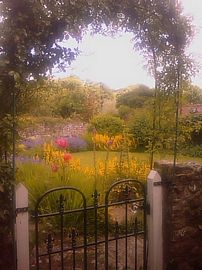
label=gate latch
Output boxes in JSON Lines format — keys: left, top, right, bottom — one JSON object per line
{"left": 15, "top": 207, "right": 28, "bottom": 215}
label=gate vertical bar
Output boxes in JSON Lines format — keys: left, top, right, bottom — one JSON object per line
{"left": 59, "top": 194, "right": 65, "bottom": 270}
{"left": 83, "top": 200, "right": 87, "bottom": 270}
{"left": 125, "top": 200, "right": 128, "bottom": 270}
{"left": 35, "top": 212, "right": 39, "bottom": 270}
{"left": 46, "top": 233, "right": 54, "bottom": 270}
{"left": 115, "top": 222, "right": 119, "bottom": 270}
{"left": 105, "top": 194, "right": 109, "bottom": 270}
{"left": 60, "top": 212, "right": 64, "bottom": 270}
{"left": 71, "top": 228, "right": 77, "bottom": 270}
{"left": 93, "top": 190, "right": 99, "bottom": 270}
{"left": 124, "top": 185, "right": 130, "bottom": 270}
{"left": 134, "top": 217, "right": 138, "bottom": 270}
{"left": 12, "top": 84, "right": 17, "bottom": 270}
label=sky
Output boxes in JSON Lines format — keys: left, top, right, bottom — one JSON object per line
{"left": 54, "top": 0, "right": 202, "bottom": 90}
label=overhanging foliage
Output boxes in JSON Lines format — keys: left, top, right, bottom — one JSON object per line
{"left": 0, "top": 1, "right": 195, "bottom": 267}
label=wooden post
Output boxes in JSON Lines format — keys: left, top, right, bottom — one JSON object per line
{"left": 15, "top": 183, "right": 29, "bottom": 270}
{"left": 147, "top": 170, "right": 163, "bottom": 270}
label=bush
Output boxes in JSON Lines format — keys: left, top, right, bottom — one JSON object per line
{"left": 89, "top": 114, "right": 124, "bottom": 136}
{"left": 128, "top": 114, "right": 152, "bottom": 151}
{"left": 117, "top": 105, "right": 133, "bottom": 120}
{"left": 180, "top": 115, "right": 202, "bottom": 147}
{"left": 181, "top": 145, "right": 202, "bottom": 158}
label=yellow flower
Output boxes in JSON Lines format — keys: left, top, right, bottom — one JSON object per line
{"left": 17, "top": 144, "right": 26, "bottom": 151}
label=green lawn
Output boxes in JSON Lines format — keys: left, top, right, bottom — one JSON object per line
{"left": 17, "top": 146, "right": 202, "bottom": 167}
{"left": 72, "top": 151, "right": 202, "bottom": 167}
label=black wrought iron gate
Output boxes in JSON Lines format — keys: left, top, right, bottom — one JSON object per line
{"left": 34, "top": 179, "right": 147, "bottom": 270}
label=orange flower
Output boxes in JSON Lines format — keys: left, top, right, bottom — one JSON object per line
{"left": 63, "top": 152, "right": 72, "bottom": 162}
{"left": 51, "top": 164, "right": 59, "bottom": 172}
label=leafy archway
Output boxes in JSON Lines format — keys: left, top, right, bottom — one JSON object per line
{"left": 0, "top": 0, "right": 194, "bottom": 269}
{"left": 0, "top": 0, "right": 192, "bottom": 110}
{"left": 0, "top": 0, "right": 194, "bottom": 158}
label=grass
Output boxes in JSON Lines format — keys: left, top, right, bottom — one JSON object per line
{"left": 71, "top": 151, "right": 202, "bottom": 167}
{"left": 17, "top": 148, "right": 202, "bottom": 169}
{"left": 17, "top": 162, "right": 96, "bottom": 208}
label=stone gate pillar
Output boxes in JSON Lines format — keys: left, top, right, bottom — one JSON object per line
{"left": 154, "top": 161, "right": 202, "bottom": 270}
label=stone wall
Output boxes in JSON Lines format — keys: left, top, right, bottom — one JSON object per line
{"left": 154, "top": 161, "right": 202, "bottom": 270}
{"left": 20, "top": 122, "right": 87, "bottom": 139}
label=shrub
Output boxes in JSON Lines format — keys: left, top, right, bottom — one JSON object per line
{"left": 181, "top": 145, "right": 202, "bottom": 158}
{"left": 128, "top": 114, "right": 152, "bottom": 151}
{"left": 117, "top": 105, "right": 133, "bottom": 120}
{"left": 89, "top": 114, "right": 124, "bottom": 136}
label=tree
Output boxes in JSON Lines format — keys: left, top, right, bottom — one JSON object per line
{"left": 53, "top": 88, "right": 86, "bottom": 118}
{"left": 182, "top": 83, "right": 202, "bottom": 104}
{"left": 14, "top": 76, "right": 113, "bottom": 119}
{"left": 116, "top": 84, "right": 153, "bottom": 109}
{"left": 39, "top": 77, "right": 112, "bottom": 120}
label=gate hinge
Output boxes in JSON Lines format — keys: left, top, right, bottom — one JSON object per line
{"left": 15, "top": 207, "right": 28, "bottom": 215}
{"left": 146, "top": 203, "right": 150, "bottom": 215}
{"left": 154, "top": 180, "right": 171, "bottom": 186}
{"left": 154, "top": 181, "right": 162, "bottom": 186}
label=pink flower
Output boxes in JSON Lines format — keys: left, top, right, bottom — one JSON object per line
{"left": 55, "top": 138, "right": 68, "bottom": 149}
{"left": 108, "top": 139, "right": 113, "bottom": 145}
{"left": 63, "top": 152, "right": 72, "bottom": 162}
{"left": 51, "top": 164, "right": 59, "bottom": 172}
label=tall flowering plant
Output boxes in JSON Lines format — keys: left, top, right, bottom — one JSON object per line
{"left": 43, "top": 138, "right": 73, "bottom": 182}
{"left": 92, "top": 134, "right": 123, "bottom": 151}
{"left": 92, "top": 132, "right": 135, "bottom": 192}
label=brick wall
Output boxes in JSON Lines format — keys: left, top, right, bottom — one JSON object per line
{"left": 154, "top": 161, "right": 202, "bottom": 270}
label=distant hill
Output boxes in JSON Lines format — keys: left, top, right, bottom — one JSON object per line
{"left": 115, "top": 84, "right": 153, "bottom": 109}
{"left": 115, "top": 84, "right": 152, "bottom": 94}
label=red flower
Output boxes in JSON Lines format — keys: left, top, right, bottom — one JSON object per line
{"left": 63, "top": 152, "right": 72, "bottom": 162}
{"left": 55, "top": 138, "right": 68, "bottom": 149}
{"left": 51, "top": 164, "right": 59, "bottom": 172}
